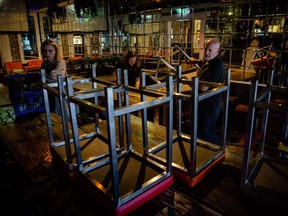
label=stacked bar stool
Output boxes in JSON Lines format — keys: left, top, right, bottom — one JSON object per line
{"left": 41, "top": 64, "right": 111, "bottom": 174}
{"left": 63, "top": 69, "right": 175, "bottom": 215}
{"left": 144, "top": 61, "right": 230, "bottom": 187}
{"left": 241, "top": 69, "right": 288, "bottom": 207}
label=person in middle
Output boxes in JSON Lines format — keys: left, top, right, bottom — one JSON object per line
{"left": 196, "top": 38, "right": 225, "bottom": 146}
{"left": 114, "top": 50, "right": 141, "bottom": 88}
{"left": 114, "top": 50, "right": 158, "bottom": 122}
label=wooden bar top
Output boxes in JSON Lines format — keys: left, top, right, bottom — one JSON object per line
{"left": 0, "top": 113, "right": 55, "bottom": 182}
{"left": 0, "top": 113, "right": 87, "bottom": 183}
{"left": 0, "top": 83, "right": 12, "bottom": 107}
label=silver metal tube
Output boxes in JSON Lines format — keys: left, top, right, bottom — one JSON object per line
{"left": 159, "top": 58, "right": 177, "bottom": 72}
{"left": 175, "top": 45, "right": 200, "bottom": 68}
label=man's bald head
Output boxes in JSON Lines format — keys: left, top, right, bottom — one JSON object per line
{"left": 204, "top": 38, "right": 221, "bottom": 61}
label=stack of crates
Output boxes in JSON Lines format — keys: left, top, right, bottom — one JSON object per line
{"left": 8, "top": 73, "right": 45, "bottom": 117}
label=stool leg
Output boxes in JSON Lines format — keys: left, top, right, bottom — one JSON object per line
{"left": 228, "top": 108, "right": 237, "bottom": 144}
{"left": 252, "top": 112, "right": 260, "bottom": 150}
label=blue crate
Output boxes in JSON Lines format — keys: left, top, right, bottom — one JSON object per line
{"left": 12, "top": 90, "right": 45, "bottom": 116}
{"left": 8, "top": 73, "right": 45, "bottom": 116}
{"left": 8, "top": 73, "right": 42, "bottom": 95}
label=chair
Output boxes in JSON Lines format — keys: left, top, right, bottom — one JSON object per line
{"left": 251, "top": 55, "right": 272, "bottom": 83}
{"left": 23, "top": 59, "right": 43, "bottom": 72}
{"left": 4, "top": 61, "right": 24, "bottom": 75}
{"left": 228, "top": 81, "right": 251, "bottom": 144}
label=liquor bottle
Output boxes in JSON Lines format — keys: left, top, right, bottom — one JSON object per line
{"left": 22, "top": 96, "right": 28, "bottom": 112}
{"left": 38, "top": 93, "right": 44, "bottom": 109}
{"left": 18, "top": 96, "right": 24, "bottom": 113}
{"left": 33, "top": 93, "right": 40, "bottom": 109}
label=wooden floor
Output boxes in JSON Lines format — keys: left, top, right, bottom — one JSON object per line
{"left": 0, "top": 69, "right": 286, "bottom": 216}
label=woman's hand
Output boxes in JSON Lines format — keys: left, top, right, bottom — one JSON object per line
{"left": 135, "top": 77, "right": 140, "bottom": 88}
{"left": 200, "top": 85, "right": 209, "bottom": 92}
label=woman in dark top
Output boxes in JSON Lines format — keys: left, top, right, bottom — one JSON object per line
{"left": 197, "top": 38, "right": 225, "bottom": 146}
{"left": 115, "top": 50, "right": 141, "bottom": 88}
{"left": 114, "top": 50, "right": 159, "bottom": 121}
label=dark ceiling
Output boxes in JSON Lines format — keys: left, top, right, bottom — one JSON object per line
{"left": 26, "top": 0, "right": 213, "bottom": 12}
{"left": 26, "top": 0, "right": 288, "bottom": 16}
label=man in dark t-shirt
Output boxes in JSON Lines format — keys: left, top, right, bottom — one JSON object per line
{"left": 197, "top": 38, "right": 224, "bottom": 146}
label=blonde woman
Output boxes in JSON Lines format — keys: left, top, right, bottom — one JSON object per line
{"left": 41, "top": 39, "right": 67, "bottom": 83}
{"left": 41, "top": 39, "right": 67, "bottom": 115}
